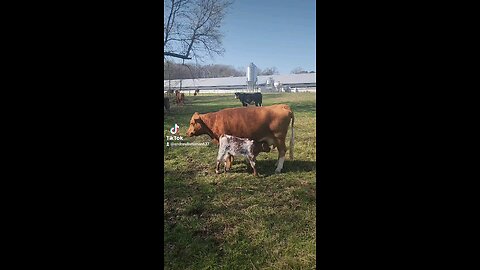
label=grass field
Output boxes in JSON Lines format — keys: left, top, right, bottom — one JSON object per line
{"left": 164, "top": 93, "right": 316, "bottom": 269}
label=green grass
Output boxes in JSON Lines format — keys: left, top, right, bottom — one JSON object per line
{"left": 164, "top": 93, "right": 316, "bottom": 269}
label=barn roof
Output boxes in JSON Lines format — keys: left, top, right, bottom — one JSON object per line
{"left": 164, "top": 73, "right": 316, "bottom": 88}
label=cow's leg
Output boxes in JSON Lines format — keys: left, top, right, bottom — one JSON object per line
{"left": 274, "top": 139, "right": 287, "bottom": 173}
{"left": 274, "top": 143, "right": 279, "bottom": 166}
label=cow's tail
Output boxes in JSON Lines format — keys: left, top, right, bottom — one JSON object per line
{"left": 289, "top": 111, "right": 294, "bottom": 160}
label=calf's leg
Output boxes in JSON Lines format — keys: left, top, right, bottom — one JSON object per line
{"left": 215, "top": 160, "right": 222, "bottom": 174}
{"left": 224, "top": 154, "right": 232, "bottom": 172}
{"left": 245, "top": 157, "right": 253, "bottom": 172}
{"left": 216, "top": 152, "right": 225, "bottom": 174}
{"left": 226, "top": 155, "right": 234, "bottom": 170}
{"left": 248, "top": 156, "right": 258, "bottom": 176}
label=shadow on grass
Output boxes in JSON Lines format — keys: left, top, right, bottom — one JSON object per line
{"left": 256, "top": 160, "right": 316, "bottom": 177}
{"left": 288, "top": 103, "right": 316, "bottom": 114}
{"left": 215, "top": 159, "right": 315, "bottom": 176}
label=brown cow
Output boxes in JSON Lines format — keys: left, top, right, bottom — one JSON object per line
{"left": 186, "top": 104, "right": 294, "bottom": 173}
{"left": 175, "top": 90, "right": 185, "bottom": 105}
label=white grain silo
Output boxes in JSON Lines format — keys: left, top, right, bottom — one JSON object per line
{"left": 274, "top": 81, "right": 282, "bottom": 92}
{"left": 246, "top": 63, "right": 257, "bottom": 92}
{"left": 266, "top": 77, "right": 274, "bottom": 91}
{"left": 266, "top": 77, "right": 272, "bottom": 85}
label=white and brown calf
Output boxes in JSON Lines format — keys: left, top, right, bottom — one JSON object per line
{"left": 216, "top": 134, "right": 271, "bottom": 176}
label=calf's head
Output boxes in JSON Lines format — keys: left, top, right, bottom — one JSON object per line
{"left": 260, "top": 142, "right": 271, "bottom": 153}
{"left": 253, "top": 141, "right": 271, "bottom": 155}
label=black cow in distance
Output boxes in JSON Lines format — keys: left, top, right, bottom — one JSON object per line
{"left": 234, "top": 92, "right": 262, "bottom": 107}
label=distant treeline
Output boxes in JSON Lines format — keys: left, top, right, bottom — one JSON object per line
{"left": 164, "top": 61, "right": 244, "bottom": 80}
{"left": 163, "top": 61, "right": 302, "bottom": 80}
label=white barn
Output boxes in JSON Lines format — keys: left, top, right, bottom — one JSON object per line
{"left": 164, "top": 73, "right": 316, "bottom": 94}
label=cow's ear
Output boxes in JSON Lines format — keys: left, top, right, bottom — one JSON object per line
{"left": 193, "top": 112, "right": 201, "bottom": 122}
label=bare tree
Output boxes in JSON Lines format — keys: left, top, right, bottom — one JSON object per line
{"left": 259, "top": 67, "right": 279, "bottom": 76}
{"left": 291, "top": 67, "right": 309, "bottom": 74}
{"left": 165, "top": 61, "right": 244, "bottom": 79}
{"left": 164, "top": 0, "right": 233, "bottom": 61}
{"left": 236, "top": 66, "right": 245, "bottom": 76}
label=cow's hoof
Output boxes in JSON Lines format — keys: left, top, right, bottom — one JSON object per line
{"left": 274, "top": 169, "right": 282, "bottom": 174}
{"left": 215, "top": 170, "right": 221, "bottom": 174}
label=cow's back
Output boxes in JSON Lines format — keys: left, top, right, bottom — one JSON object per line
{"left": 208, "top": 104, "right": 292, "bottom": 141}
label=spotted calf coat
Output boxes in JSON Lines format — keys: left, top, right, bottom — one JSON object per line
{"left": 216, "top": 134, "right": 270, "bottom": 176}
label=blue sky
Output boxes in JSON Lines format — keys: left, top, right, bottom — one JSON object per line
{"left": 209, "top": 0, "right": 316, "bottom": 75}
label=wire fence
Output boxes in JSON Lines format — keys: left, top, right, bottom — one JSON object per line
{"left": 163, "top": 88, "right": 316, "bottom": 95}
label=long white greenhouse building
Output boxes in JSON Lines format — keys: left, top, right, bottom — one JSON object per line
{"left": 164, "top": 73, "right": 316, "bottom": 94}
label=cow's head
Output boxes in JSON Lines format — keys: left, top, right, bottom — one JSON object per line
{"left": 234, "top": 92, "right": 240, "bottom": 99}
{"left": 186, "top": 112, "right": 206, "bottom": 137}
